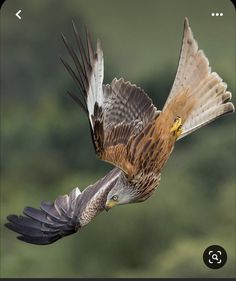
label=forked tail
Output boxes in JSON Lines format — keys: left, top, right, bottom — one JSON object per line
{"left": 162, "top": 18, "right": 234, "bottom": 140}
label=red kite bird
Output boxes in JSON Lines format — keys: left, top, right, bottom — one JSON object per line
{"left": 5, "top": 18, "right": 234, "bottom": 245}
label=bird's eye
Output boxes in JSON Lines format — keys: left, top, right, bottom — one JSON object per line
{"left": 112, "top": 195, "right": 118, "bottom": 201}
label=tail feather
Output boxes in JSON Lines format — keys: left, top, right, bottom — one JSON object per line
{"left": 179, "top": 102, "right": 234, "bottom": 139}
{"left": 163, "top": 18, "right": 234, "bottom": 140}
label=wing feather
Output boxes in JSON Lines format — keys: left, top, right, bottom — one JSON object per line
{"left": 5, "top": 169, "right": 121, "bottom": 245}
{"left": 61, "top": 23, "right": 160, "bottom": 175}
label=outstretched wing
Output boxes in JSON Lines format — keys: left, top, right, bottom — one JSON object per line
{"left": 163, "top": 18, "right": 234, "bottom": 139}
{"left": 5, "top": 168, "right": 121, "bottom": 245}
{"left": 60, "top": 22, "right": 160, "bottom": 176}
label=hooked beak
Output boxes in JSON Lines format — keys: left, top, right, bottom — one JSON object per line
{"left": 105, "top": 199, "right": 117, "bottom": 211}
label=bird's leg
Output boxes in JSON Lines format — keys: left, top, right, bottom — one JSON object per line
{"left": 170, "top": 116, "right": 183, "bottom": 139}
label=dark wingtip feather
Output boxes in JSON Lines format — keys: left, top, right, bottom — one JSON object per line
{"left": 5, "top": 222, "right": 14, "bottom": 231}
{"left": 17, "top": 234, "right": 61, "bottom": 245}
{"left": 72, "top": 19, "right": 78, "bottom": 34}
{"left": 67, "top": 91, "right": 87, "bottom": 113}
{"left": 5, "top": 210, "right": 77, "bottom": 245}
{"left": 6, "top": 214, "right": 17, "bottom": 221}
{"left": 61, "top": 32, "right": 68, "bottom": 46}
{"left": 71, "top": 19, "right": 76, "bottom": 26}
{"left": 5, "top": 186, "right": 83, "bottom": 245}
{"left": 60, "top": 56, "right": 87, "bottom": 100}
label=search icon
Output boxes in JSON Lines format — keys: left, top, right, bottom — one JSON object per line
{"left": 203, "top": 245, "right": 227, "bottom": 269}
{"left": 212, "top": 254, "right": 218, "bottom": 261}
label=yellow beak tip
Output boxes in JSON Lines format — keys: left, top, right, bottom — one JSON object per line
{"left": 105, "top": 200, "right": 117, "bottom": 211}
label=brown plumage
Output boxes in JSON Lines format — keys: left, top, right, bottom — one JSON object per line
{"left": 5, "top": 18, "right": 234, "bottom": 245}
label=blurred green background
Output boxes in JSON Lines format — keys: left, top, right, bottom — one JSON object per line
{"left": 1, "top": 0, "right": 235, "bottom": 278}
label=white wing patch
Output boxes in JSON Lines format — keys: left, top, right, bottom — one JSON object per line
{"left": 74, "top": 187, "right": 82, "bottom": 197}
{"left": 87, "top": 41, "right": 104, "bottom": 126}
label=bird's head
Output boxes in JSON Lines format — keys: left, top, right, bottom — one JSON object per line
{"left": 105, "top": 175, "right": 135, "bottom": 211}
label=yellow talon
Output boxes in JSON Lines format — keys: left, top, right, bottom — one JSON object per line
{"left": 170, "top": 116, "right": 183, "bottom": 138}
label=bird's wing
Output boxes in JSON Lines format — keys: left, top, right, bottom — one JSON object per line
{"left": 60, "top": 22, "right": 160, "bottom": 176}
{"left": 163, "top": 18, "right": 234, "bottom": 140}
{"left": 5, "top": 168, "right": 121, "bottom": 245}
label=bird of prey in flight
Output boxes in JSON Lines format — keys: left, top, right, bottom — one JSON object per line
{"left": 5, "top": 18, "right": 234, "bottom": 245}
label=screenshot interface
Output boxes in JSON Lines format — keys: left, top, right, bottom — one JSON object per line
{"left": 1, "top": 0, "right": 235, "bottom": 278}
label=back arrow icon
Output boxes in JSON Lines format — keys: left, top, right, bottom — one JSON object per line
{"left": 16, "top": 10, "right": 21, "bottom": 20}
